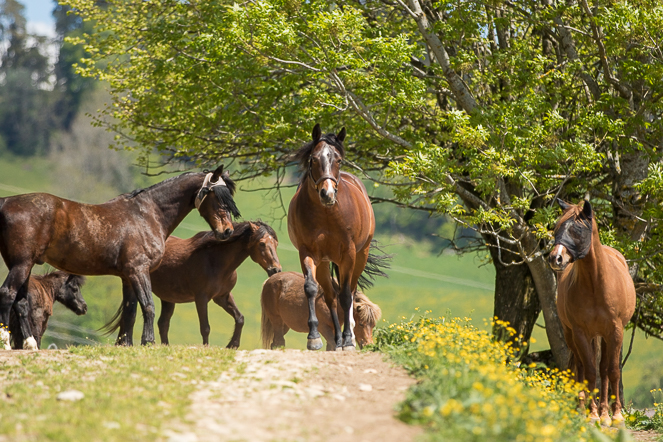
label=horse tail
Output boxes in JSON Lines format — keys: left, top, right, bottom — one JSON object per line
{"left": 99, "top": 303, "right": 124, "bottom": 336}
{"left": 331, "top": 239, "right": 393, "bottom": 291}
{"left": 260, "top": 293, "right": 274, "bottom": 349}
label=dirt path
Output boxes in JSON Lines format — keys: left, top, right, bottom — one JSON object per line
{"left": 164, "top": 349, "right": 422, "bottom": 442}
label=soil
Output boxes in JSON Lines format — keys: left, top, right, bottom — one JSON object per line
{"left": 164, "top": 349, "right": 422, "bottom": 442}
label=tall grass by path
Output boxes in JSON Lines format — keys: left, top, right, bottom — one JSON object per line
{"left": 370, "top": 314, "right": 635, "bottom": 442}
{"left": 0, "top": 346, "right": 234, "bottom": 441}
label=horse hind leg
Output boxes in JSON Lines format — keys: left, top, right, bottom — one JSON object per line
{"left": 128, "top": 271, "right": 156, "bottom": 346}
{"left": 213, "top": 293, "right": 244, "bottom": 349}
{"left": 117, "top": 281, "right": 137, "bottom": 346}
{"left": 573, "top": 329, "right": 599, "bottom": 421}
{"left": 194, "top": 295, "right": 211, "bottom": 346}
{"left": 317, "top": 264, "right": 342, "bottom": 349}
{"left": 13, "top": 296, "right": 37, "bottom": 350}
{"left": 0, "top": 264, "right": 33, "bottom": 350}
{"left": 157, "top": 300, "right": 175, "bottom": 345}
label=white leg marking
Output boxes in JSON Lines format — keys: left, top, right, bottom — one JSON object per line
{"left": 349, "top": 305, "right": 356, "bottom": 346}
{"left": 1, "top": 329, "right": 10, "bottom": 350}
{"left": 23, "top": 336, "right": 38, "bottom": 351}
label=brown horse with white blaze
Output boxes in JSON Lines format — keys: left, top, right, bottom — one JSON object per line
{"left": 549, "top": 199, "right": 635, "bottom": 425}
{"left": 0, "top": 165, "right": 239, "bottom": 349}
{"left": 288, "top": 124, "right": 376, "bottom": 351}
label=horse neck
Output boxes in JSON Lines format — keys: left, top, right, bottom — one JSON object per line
{"left": 143, "top": 174, "right": 202, "bottom": 237}
{"left": 218, "top": 232, "right": 253, "bottom": 270}
{"left": 573, "top": 219, "right": 606, "bottom": 283}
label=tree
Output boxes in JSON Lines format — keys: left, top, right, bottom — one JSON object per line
{"left": 0, "top": 0, "right": 55, "bottom": 155}
{"left": 62, "top": 0, "right": 663, "bottom": 367}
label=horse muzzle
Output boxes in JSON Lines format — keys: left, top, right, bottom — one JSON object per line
{"left": 215, "top": 228, "right": 233, "bottom": 241}
{"left": 76, "top": 303, "right": 88, "bottom": 315}
{"left": 267, "top": 267, "right": 282, "bottom": 277}
{"left": 319, "top": 188, "right": 337, "bottom": 206}
{"left": 548, "top": 244, "right": 571, "bottom": 271}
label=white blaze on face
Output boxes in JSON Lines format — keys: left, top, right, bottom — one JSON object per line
{"left": 320, "top": 145, "right": 336, "bottom": 196}
{"left": 551, "top": 244, "right": 564, "bottom": 262}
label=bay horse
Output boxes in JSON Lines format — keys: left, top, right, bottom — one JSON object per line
{"left": 549, "top": 199, "right": 636, "bottom": 425}
{"left": 261, "top": 271, "right": 381, "bottom": 350}
{"left": 104, "top": 220, "right": 281, "bottom": 348}
{"left": 0, "top": 165, "right": 240, "bottom": 349}
{"left": 9, "top": 271, "right": 87, "bottom": 349}
{"left": 288, "top": 123, "right": 376, "bottom": 351}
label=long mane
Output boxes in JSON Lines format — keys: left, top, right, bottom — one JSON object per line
{"left": 354, "top": 292, "right": 381, "bottom": 327}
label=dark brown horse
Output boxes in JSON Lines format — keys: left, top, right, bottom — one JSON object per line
{"left": 0, "top": 165, "right": 240, "bottom": 348}
{"left": 549, "top": 199, "right": 636, "bottom": 426}
{"left": 261, "top": 271, "right": 381, "bottom": 350}
{"left": 288, "top": 124, "right": 376, "bottom": 351}
{"left": 105, "top": 220, "right": 281, "bottom": 348}
{"left": 9, "top": 271, "right": 86, "bottom": 349}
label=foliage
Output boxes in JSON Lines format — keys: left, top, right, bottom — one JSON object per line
{"left": 625, "top": 389, "right": 663, "bottom": 434}
{"left": 370, "top": 314, "right": 631, "bottom": 442}
{"left": 60, "top": 0, "right": 663, "bottom": 358}
{"left": 0, "top": 345, "right": 233, "bottom": 441}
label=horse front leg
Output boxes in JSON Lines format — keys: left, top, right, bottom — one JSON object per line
{"left": 301, "top": 254, "right": 322, "bottom": 351}
{"left": 573, "top": 329, "right": 599, "bottom": 422}
{"left": 213, "top": 293, "right": 244, "bottom": 349}
{"left": 337, "top": 254, "right": 358, "bottom": 351}
{"left": 598, "top": 337, "right": 612, "bottom": 425}
{"left": 194, "top": 295, "right": 211, "bottom": 346}
{"left": 605, "top": 328, "right": 626, "bottom": 425}
{"left": 0, "top": 264, "right": 33, "bottom": 350}
{"left": 157, "top": 300, "right": 175, "bottom": 345}
{"left": 13, "top": 293, "right": 37, "bottom": 350}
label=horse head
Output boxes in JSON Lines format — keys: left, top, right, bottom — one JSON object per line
{"left": 353, "top": 291, "right": 381, "bottom": 348}
{"left": 248, "top": 221, "right": 282, "bottom": 277}
{"left": 298, "top": 123, "right": 346, "bottom": 206}
{"left": 55, "top": 274, "right": 87, "bottom": 315}
{"left": 549, "top": 199, "right": 593, "bottom": 272}
{"left": 196, "top": 165, "right": 241, "bottom": 241}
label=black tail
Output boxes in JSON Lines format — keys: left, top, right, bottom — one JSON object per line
{"left": 332, "top": 239, "right": 392, "bottom": 291}
{"left": 99, "top": 303, "right": 124, "bottom": 336}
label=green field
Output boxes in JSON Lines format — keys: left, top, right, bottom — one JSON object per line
{"left": 0, "top": 153, "right": 661, "bottom": 407}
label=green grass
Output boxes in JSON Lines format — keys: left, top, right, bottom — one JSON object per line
{"left": 0, "top": 345, "right": 234, "bottom": 441}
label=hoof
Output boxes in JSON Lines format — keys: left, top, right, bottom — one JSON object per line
{"left": 588, "top": 416, "right": 600, "bottom": 426}
{"left": 23, "top": 336, "right": 38, "bottom": 351}
{"left": 1, "top": 329, "right": 10, "bottom": 350}
{"left": 611, "top": 416, "right": 625, "bottom": 428}
{"left": 307, "top": 338, "right": 323, "bottom": 351}
{"left": 342, "top": 345, "right": 356, "bottom": 352}
{"left": 600, "top": 416, "right": 612, "bottom": 427}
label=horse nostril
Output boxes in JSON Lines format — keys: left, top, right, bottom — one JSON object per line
{"left": 224, "top": 228, "right": 233, "bottom": 238}
{"left": 556, "top": 255, "right": 563, "bottom": 265}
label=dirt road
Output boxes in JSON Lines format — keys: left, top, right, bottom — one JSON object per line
{"left": 164, "top": 349, "right": 422, "bottom": 442}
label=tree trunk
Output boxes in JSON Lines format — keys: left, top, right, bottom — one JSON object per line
{"left": 485, "top": 235, "right": 541, "bottom": 354}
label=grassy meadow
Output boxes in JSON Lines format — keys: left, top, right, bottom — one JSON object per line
{"left": 0, "top": 152, "right": 661, "bottom": 408}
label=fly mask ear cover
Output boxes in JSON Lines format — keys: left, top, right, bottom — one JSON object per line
{"left": 195, "top": 172, "right": 227, "bottom": 209}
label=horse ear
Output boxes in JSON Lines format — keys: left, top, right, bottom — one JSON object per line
{"left": 312, "top": 123, "right": 321, "bottom": 143}
{"left": 557, "top": 198, "right": 572, "bottom": 211}
{"left": 211, "top": 164, "right": 225, "bottom": 181}
{"left": 582, "top": 200, "right": 593, "bottom": 219}
{"left": 337, "top": 127, "right": 346, "bottom": 143}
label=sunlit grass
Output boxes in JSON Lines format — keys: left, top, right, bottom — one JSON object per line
{"left": 0, "top": 346, "right": 233, "bottom": 441}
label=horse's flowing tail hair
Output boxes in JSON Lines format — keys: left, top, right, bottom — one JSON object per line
{"left": 332, "top": 239, "right": 392, "bottom": 291}
{"left": 260, "top": 294, "right": 274, "bottom": 349}
{"left": 100, "top": 303, "right": 124, "bottom": 336}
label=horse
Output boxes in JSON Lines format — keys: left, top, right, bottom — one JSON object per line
{"left": 0, "top": 165, "right": 240, "bottom": 349}
{"left": 104, "top": 220, "right": 281, "bottom": 348}
{"left": 9, "top": 271, "right": 87, "bottom": 349}
{"left": 260, "top": 271, "right": 381, "bottom": 351}
{"left": 548, "top": 199, "right": 636, "bottom": 426}
{"left": 288, "top": 124, "right": 376, "bottom": 351}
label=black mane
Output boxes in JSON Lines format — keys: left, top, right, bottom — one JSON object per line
{"left": 293, "top": 133, "right": 346, "bottom": 173}
{"left": 126, "top": 172, "right": 199, "bottom": 199}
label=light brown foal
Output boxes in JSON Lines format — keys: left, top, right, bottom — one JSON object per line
{"left": 549, "top": 199, "right": 635, "bottom": 425}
